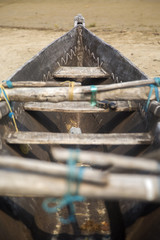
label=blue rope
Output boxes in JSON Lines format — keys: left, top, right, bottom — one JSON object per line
{"left": 0, "top": 88, "right": 12, "bottom": 118}
{"left": 2, "top": 80, "right": 13, "bottom": 88}
{"left": 42, "top": 149, "right": 85, "bottom": 224}
{"left": 145, "top": 77, "right": 160, "bottom": 112}
{"left": 91, "top": 85, "right": 97, "bottom": 106}
{"left": 8, "top": 112, "right": 14, "bottom": 118}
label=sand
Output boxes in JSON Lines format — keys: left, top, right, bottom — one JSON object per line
{"left": 0, "top": 0, "right": 159, "bottom": 81}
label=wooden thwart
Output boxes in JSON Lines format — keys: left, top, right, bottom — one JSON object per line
{"left": 53, "top": 66, "right": 109, "bottom": 79}
{"left": 24, "top": 101, "right": 138, "bottom": 113}
{"left": 6, "top": 132, "right": 153, "bottom": 145}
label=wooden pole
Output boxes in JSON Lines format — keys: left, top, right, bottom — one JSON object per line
{"left": 0, "top": 156, "right": 105, "bottom": 185}
{"left": 83, "top": 78, "right": 158, "bottom": 93}
{"left": 52, "top": 148, "right": 159, "bottom": 173}
{"left": 0, "top": 85, "right": 158, "bottom": 102}
{"left": 0, "top": 169, "right": 159, "bottom": 201}
{"left": 2, "top": 81, "right": 81, "bottom": 88}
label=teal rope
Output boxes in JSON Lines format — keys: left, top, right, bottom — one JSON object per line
{"left": 2, "top": 80, "right": 13, "bottom": 88}
{"left": 91, "top": 85, "right": 97, "bottom": 106}
{"left": 145, "top": 77, "right": 160, "bottom": 112}
{"left": 0, "top": 87, "right": 14, "bottom": 118}
{"left": 42, "top": 149, "right": 85, "bottom": 224}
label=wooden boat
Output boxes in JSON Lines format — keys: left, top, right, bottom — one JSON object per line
{"left": 0, "top": 14, "right": 160, "bottom": 240}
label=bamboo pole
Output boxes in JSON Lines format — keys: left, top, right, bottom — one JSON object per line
{"left": 0, "top": 169, "right": 159, "bottom": 201}
{"left": 0, "top": 85, "right": 158, "bottom": 102}
{"left": 52, "top": 148, "right": 159, "bottom": 173}
{"left": 2, "top": 81, "right": 81, "bottom": 88}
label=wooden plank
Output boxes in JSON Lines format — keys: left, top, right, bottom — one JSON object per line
{"left": 6, "top": 132, "right": 153, "bottom": 145}
{"left": 24, "top": 101, "right": 138, "bottom": 113}
{"left": 53, "top": 66, "right": 109, "bottom": 78}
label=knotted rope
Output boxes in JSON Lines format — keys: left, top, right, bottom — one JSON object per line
{"left": 42, "top": 149, "right": 85, "bottom": 224}
{"left": 0, "top": 80, "right": 30, "bottom": 154}
{"left": 0, "top": 84, "right": 18, "bottom": 132}
{"left": 60, "top": 81, "right": 75, "bottom": 101}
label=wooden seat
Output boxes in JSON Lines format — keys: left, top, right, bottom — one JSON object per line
{"left": 53, "top": 66, "right": 109, "bottom": 79}
{"left": 6, "top": 132, "right": 153, "bottom": 145}
{"left": 24, "top": 101, "right": 138, "bottom": 113}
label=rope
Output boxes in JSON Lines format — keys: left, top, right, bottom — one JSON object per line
{"left": 145, "top": 77, "right": 160, "bottom": 112}
{"left": 60, "top": 81, "right": 75, "bottom": 101}
{"left": 68, "top": 81, "right": 75, "bottom": 101}
{"left": 42, "top": 149, "right": 85, "bottom": 224}
{"left": 0, "top": 82, "right": 30, "bottom": 154}
{"left": 91, "top": 85, "right": 97, "bottom": 106}
{"left": 0, "top": 85, "right": 18, "bottom": 132}
{"left": 2, "top": 80, "right": 13, "bottom": 88}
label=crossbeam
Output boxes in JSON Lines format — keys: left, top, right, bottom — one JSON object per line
{"left": 53, "top": 66, "right": 109, "bottom": 79}
{"left": 6, "top": 132, "right": 153, "bottom": 145}
{"left": 24, "top": 101, "right": 138, "bottom": 113}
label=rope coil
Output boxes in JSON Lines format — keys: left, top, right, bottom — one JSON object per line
{"left": 42, "top": 149, "right": 85, "bottom": 224}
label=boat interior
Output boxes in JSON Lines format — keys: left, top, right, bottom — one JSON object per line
{"left": 0, "top": 18, "right": 160, "bottom": 240}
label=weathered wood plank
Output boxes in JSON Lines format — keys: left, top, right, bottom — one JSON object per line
{"left": 53, "top": 66, "right": 109, "bottom": 78}
{"left": 24, "top": 101, "right": 138, "bottom": 113}
{"left": 6, "top": 132, "right": 153, "bottom": 145}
